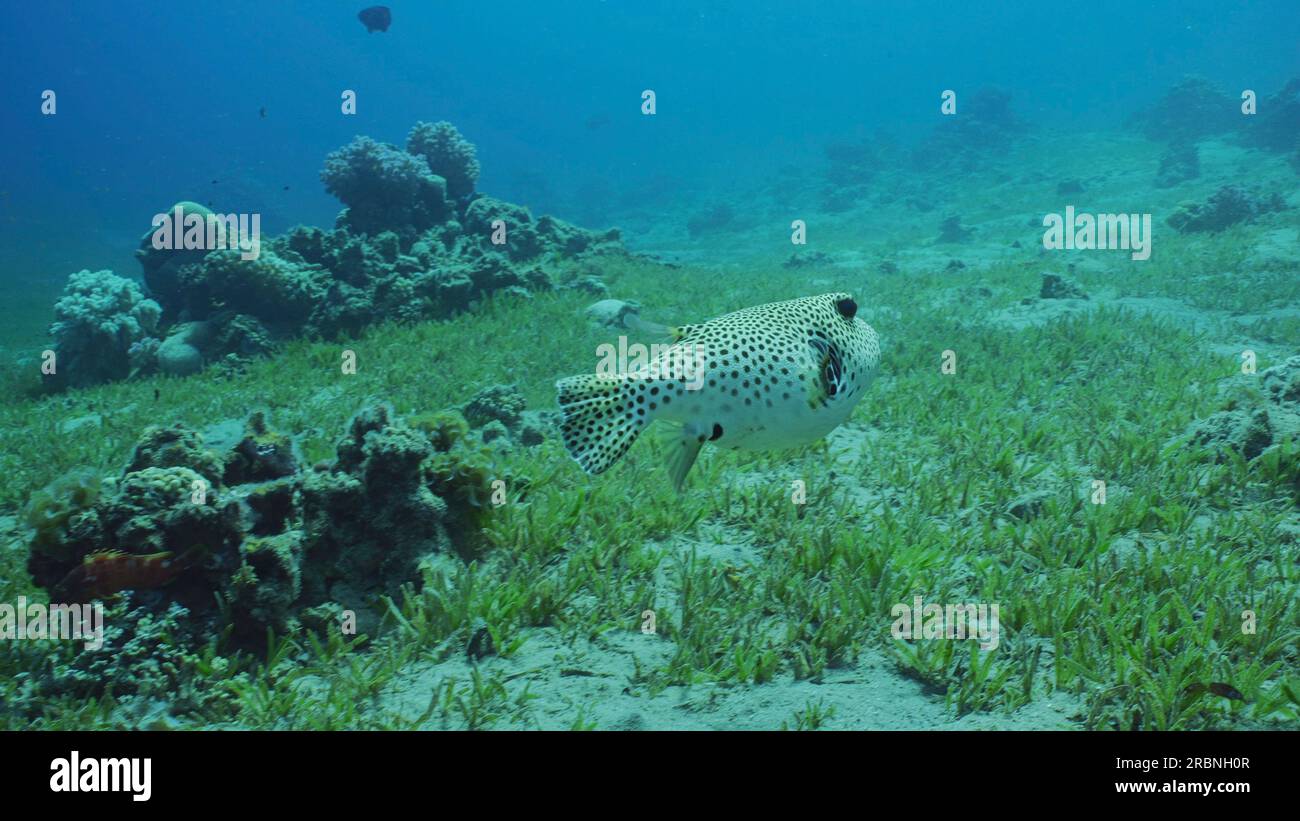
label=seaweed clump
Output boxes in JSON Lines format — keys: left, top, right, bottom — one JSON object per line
{"left": 22, "top": 469, "right": 102, "bottom": 562}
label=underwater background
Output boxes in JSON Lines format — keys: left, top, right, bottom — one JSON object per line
{"left": 1, "top": 0, "right": 1298, "bottom": 729}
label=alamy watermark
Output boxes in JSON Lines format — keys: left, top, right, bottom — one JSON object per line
{"left": 1042, "top": 205, "right": 1151, "bottom": 261}
{"left": 50, "top": 751, "right": 151, "bottom": 801}
{"left": 596, "top": 336, "right": 708, "bottom": 390}
{"left": 151, "top": 204, "right": 261, "bottom": 260}
{"left": 0, "top": 597, "right": 103, "bottom": 650}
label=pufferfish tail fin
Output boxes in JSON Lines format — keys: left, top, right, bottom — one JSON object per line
{"left": 556, "top": 374, "right": 646, "bottom": 475}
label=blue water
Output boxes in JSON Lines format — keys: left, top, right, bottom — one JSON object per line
{"left": 3, "top": 0, "right": 1297, "bottom": 280}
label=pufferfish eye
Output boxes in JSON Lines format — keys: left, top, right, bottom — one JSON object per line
{"left": 835, "top": 297, "right": 857, "bottom": 319}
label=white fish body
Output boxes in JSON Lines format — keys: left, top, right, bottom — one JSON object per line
{"left": 557, "top": 292, "right": 881, "bottom": 488}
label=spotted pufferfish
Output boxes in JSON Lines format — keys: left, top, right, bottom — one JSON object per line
{"left": 556, "top": 292, "right": 881, "bottom": 489}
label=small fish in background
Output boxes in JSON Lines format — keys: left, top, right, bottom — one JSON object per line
{"left": 358, "top": 5, "right": 392, "bottom": 33}
{"left": 282, "top": 185, "right": 290, "bottom": 191}
{"left": 585, "top": 113, "right": 611, "bottom": 131}
{"left": 556, "top": 293, "right": 882, "bottom": 489}
{"left": 259, "top": 106, "right": 266, "bottom": 118}
{"left": 1184, "top": 682, "right": 1246, "bottom": 701}
{"left": 52, "top": 546, "right": 209, "bottom": 601}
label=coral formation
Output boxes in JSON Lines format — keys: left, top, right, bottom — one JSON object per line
{"left": 126, "top": 423, "right": 225, "bottom": 487}
{"left": 1132, "top": 76, "right": 1237, "bottom": 143}
{"left": 175, "top": 249, "right": 326, "bottom": 330}
{"left": 937, "top": 215, "right": 973, "bottom": 244}
{"left": 1039, "top": 272, "right": 1088, "bottom": 300}
{"left": 462, "top": 383, "right": 526, "bottom": 429}
{"left": 783, "top": 251, "right": 836, "bottom": 269}
{"left": 821, "top": 137, "right": 889, "bottom": 211}
{"left": 21, "top": 399, "right": 530, "bottom": 650}
{"left": 1184, "top": 356, "right": 1300, "bottom": 463}
{"left": 321, "top": 136, "right": 453, "bottom": 236}
{"left": 1242, "top": 77, "right": 1300, "bottom": 153}
{"left": 46, "top": 269, "right": 162, "bottom": 389}
{"left": 46, "top": 121, "right": 623, "bottom": 387}
{"left": 222, "top": 412, "right": 299, "bottom": 485}
{"left": 1166, "top": 185, "right": 1286, "bottom": 233}
{"left": 687, "top": 203, "right": 735, "bottom": 238}
{"left": 913, "top": 87, "right": 1024, "bottom": 172}
{"left": 1154, "top": 141, "right": 1199, "bottom": 188}
{"left": 405, "top": 120, "right": 481, "bottom": 201}
{"left": 42, "top": 601, "right": 208, "bottom": 704}
{"left": 135, "top": 201, "right": 223, "bottom": 314}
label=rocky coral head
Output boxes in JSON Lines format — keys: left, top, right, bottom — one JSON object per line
{"left": 127, "top": 423, "right": 225, "bottom": 487}
{"left": 321, "top": 135, "right": 452, "bottom": 235}
{"left": 223, "top": 411, "right": 300, "bottom": 485}
{"left": 47, "top": 269, "right": 163, "bottom": 390}
{"left": 407, "top": 120, "right": 481, "bottom": 201}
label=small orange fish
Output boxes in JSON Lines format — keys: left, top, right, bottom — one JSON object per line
{"left": 53, "top": 547, "right": 205, "bottom": 601}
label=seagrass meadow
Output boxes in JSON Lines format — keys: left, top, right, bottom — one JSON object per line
{"left": 2, "top": 202, "right": 1298, "bottom": 728}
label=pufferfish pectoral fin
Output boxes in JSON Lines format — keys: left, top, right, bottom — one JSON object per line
{"left": 658, "top": 420, "right": 706, "bottom": 492}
